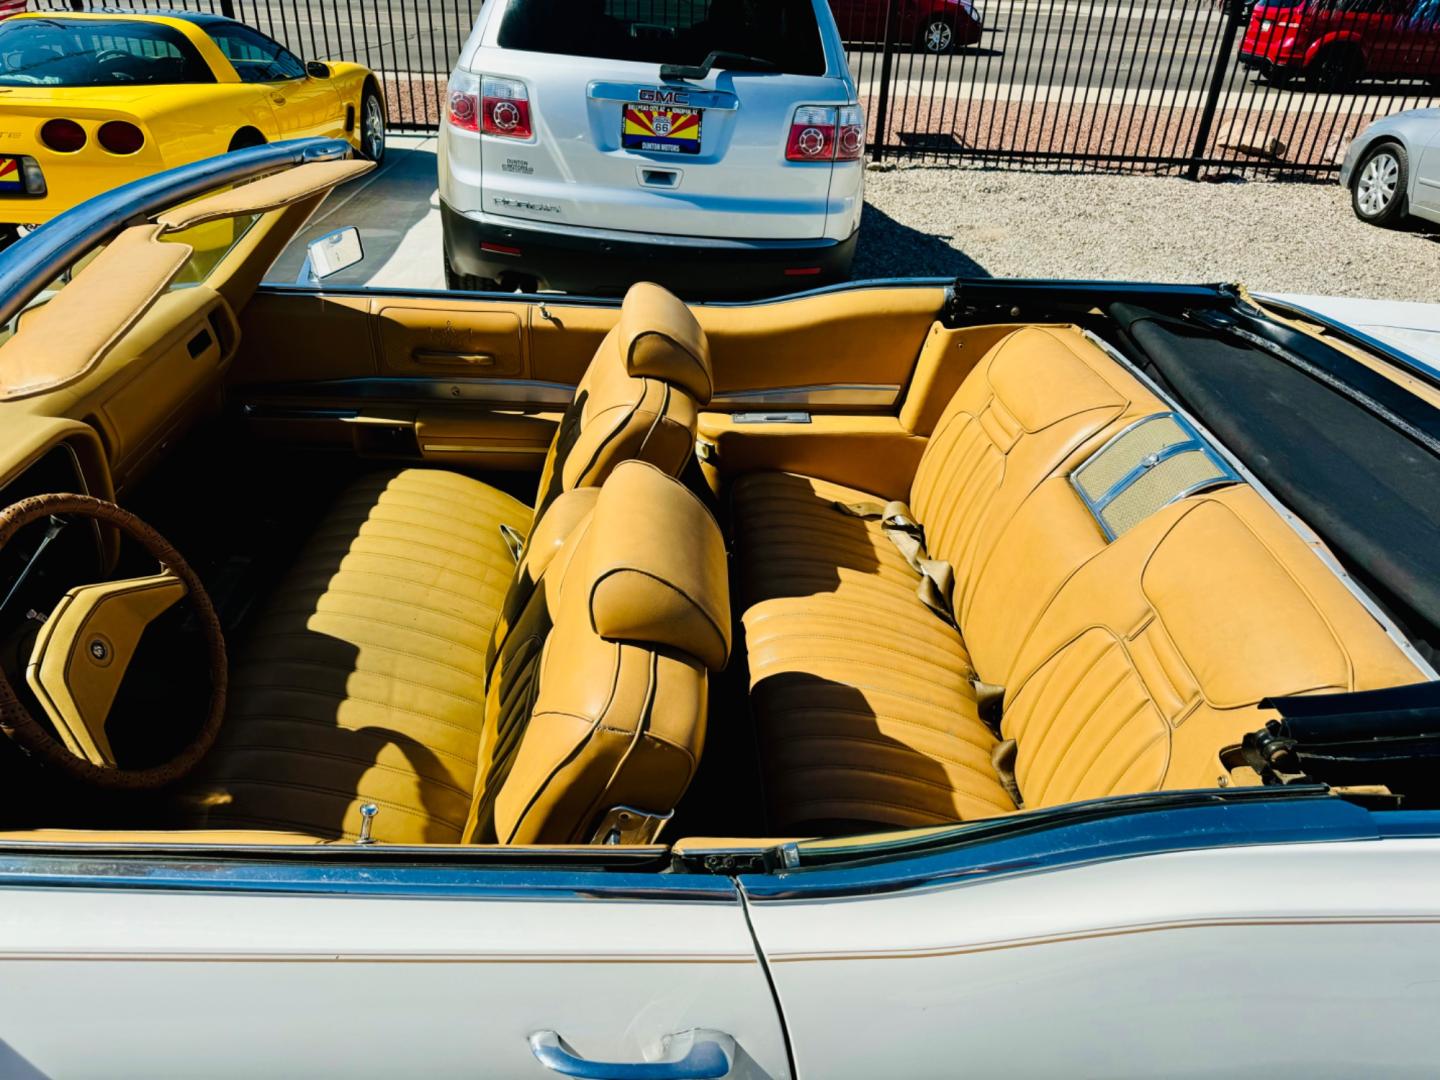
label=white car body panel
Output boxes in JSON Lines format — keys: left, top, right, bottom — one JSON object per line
{"left": 439, "top": 0, "right": 864, "bottom": 244}
{"left": 0, "top": 886, "right": 790, "bottom": 1078}
{"left": 746, "top": 839, "right": 1440, "bottom": 1078}
{"left": 1417, "top": 123, "right": 1440, "bottom": 214}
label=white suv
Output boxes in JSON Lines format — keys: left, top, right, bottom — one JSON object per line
{"left": 438, "top": 0, "right": 864, "bottom": 298}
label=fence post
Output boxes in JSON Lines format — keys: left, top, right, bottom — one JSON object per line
{"left": 220, "top": 0, "right": 237, "bottom": 17}
{"left": 870, "top": 0, "right": 898, "bottom": 163}
{"left": 1186, "top": 0, "right": 1245, "bottom": 180}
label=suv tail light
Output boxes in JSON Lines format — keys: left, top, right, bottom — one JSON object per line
{"left": 447, "top": 71, "right": 480, "bottom": 132}
{"left": 836, "top": 105, "right": 865, "bottom": 161}
{"left": 480, "top": 77, "right": 533, "bottom": 140}
{"left": 786, "top": 105, "right": 865, "bottom": 163}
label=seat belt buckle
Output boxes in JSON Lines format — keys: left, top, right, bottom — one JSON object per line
{"left": 499, "top": 523, "right": 526, "bottom": 563}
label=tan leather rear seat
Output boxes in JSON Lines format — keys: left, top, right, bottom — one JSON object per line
{"left": 734, "top": 325, "right": 1423, "bottom": 832}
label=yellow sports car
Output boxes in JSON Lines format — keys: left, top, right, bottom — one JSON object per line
{"left": 0, "top": 9, "right": 384, "bottom": 246}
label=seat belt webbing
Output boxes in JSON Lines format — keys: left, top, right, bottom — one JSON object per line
{"left": 834, "top": 499, "right": 956, "bottom": 628}
{"left": 991, "top": 738, "right": 1024, "bottom": 809}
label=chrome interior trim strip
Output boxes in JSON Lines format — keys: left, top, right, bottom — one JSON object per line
{"left": 1082, "top": 328, "right": 1439, "bottom": 679}
{"left": 420, "top": 444, "right": 550, "bottom": 455}
{"left": 242, "top": 378, "right": 577, "bottom": 407}
{"left": 711, "top": 384, "right": 900, "bottom": 408}
{"left": 0, "top": 137, "right": 352, "bottom": 327}
{"left": 257, "top": 276, "right": 953, "bottom": 308}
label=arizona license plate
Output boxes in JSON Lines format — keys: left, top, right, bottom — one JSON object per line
{"left": 0, "top": 157, "right": 24, "bottom": 194}
{"left": 622, "top": 104, "right": 702, "bottom": 155}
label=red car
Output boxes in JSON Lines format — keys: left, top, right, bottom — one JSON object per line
{"left": 830, "top": 0, "right": 984, "bottom": 54}
{"left": 1240, "top": 0, "right": 1440, "bottom": 89}
{"left": 0, "top": 0, "right": 27, "bottom": 20}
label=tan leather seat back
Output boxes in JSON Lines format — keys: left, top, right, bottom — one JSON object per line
{"left": 908, "top": 326, "right": 1168, "bottom": 679}
{"left": 467, "top": 460, "right": 730, "bottom": 845}
{"left": 534, "top": 282, "right": 713, "bottom": 516}
{"left": 1000, "top": 485, "right": 1422, "bottom": 809}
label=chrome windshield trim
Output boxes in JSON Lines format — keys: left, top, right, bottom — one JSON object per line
{"left": 241, "top": 377, "right": 577, "bottom": 407}
{"left": 0, "top": 137, "right": 352, "bottom": 328}
{"left": 711, "top": 383, "right": 900, "bottom": 408}
{"left": 0, "top": 852, "right": 737, "bottom": 902}
{"left": 738, "top": 790, "right": 1432, "bottom": 903}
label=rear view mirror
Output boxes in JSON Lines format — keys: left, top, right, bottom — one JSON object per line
{"left": 298, "top": 226, "right": 364, "bottom": 284}
{"left": 305, "top": 61, "right": 331, "bottom": 79}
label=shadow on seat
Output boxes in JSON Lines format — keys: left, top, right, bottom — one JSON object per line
{"left": 752, "top": 673, "right": 1010, "bottom": 836}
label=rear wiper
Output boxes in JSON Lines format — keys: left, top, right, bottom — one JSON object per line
{"left": 660, "top": 50, "right": 778, "bottom": 82}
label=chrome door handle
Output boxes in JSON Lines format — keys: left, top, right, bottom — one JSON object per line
{"left": 529, "top": 1030, "right": 735, "bottom": 1079}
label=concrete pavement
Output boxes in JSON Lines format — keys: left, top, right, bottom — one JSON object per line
{"left": 270, "top": 134, "right": 446, "bottom": 291}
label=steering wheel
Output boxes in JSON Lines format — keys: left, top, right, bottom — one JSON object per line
{"left": 0, "top": 494, "right": 226, "bottom": 790}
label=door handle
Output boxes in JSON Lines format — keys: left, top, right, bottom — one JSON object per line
{"left": 528, "top": 1030, "right": 735, "bottom": 1080}
{"left": 270, "top": 92, "right": 287, "bottom": 105}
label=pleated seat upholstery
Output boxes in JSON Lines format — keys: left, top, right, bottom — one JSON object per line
{"left": 187, "top": 283, "right": 718, "bottom": 844}
{"left": 186, "top": 469, "right": 528, "bottom": 842}
{"left": 735, "top": 325, "right": 1424, "bottom": 835}
{"left": 734, "top": 327, "right": 1171, "bottom": 832}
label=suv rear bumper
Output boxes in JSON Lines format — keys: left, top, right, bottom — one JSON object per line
{"left": 441, "top": 202, "right": 858, "bottom": 299}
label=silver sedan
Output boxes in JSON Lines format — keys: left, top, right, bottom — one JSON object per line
{"left": 1340, "top": 107, "right": 1440, "bottom": 228}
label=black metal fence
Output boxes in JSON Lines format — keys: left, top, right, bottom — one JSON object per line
{"left": 32, "top": 0, "right": 1440, "bottom": 176}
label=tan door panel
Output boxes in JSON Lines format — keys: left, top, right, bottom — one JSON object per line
{"left": 376, "top": 302, "right": 525, "bottom": 378}
{"left": 232, "top": 291, "right": 377, "bottom": 385}
{"left": 527, "top": 286, "right": 946, "bottom": 401}
{"left": 415, "top": 409, "right": 558, "bottom": 470}
{"left": 528, "top": 302, "right": 617, "bottom": 386}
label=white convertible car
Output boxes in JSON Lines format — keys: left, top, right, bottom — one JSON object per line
{"left": 0, "top": 140, "right": 1438, "bottom": 1079}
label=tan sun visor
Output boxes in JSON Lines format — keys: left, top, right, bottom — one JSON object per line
{"left": 0, "top": 225, "right": 193, "bottom": 402}
{"left": 156, "top": 158, "right": 375, "bottom": 232}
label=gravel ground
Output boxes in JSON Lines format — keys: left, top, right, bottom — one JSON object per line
{"left": 853, "top": 164, "right": 1440, "bottom": 301}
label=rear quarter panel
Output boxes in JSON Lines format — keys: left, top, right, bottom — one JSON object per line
{"left": 745, "top": 838, "right": 1440, "bottom": 1078}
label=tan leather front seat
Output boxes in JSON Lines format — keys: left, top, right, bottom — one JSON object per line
{"left": 189, "top": 461, "right": 729, "bottom": 845}
{"left": 183, "top": 284, "right": 715, "bottom": 843}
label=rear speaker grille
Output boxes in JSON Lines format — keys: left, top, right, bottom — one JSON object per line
{"left": 1071, "top": 413, "right": 1240, "bottom": 540}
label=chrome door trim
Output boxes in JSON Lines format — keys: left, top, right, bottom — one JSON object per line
{"left": 242, "top": 378, "right": 577, "bottom": 407}
{"left": 0, "top": 850, "right": 737, "bottom": 902}
{"left": 710, "top": 383, "right": 900, "bottom": 409}
{"left": 738, "top": 789, "right": 1440, "bottom": 903}
{"left": 0, "top": 138, "right": 353, "bottom": 328}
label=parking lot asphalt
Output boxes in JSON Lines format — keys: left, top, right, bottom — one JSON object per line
{"left": 275, "top": 133, "right": 1440, "bottom": 368}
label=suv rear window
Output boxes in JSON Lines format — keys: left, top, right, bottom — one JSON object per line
{"left": 497, "top": 0, "right": 827, "bottom": 76}
{"left": 0, "top": 18, "right": 214, "bottom": 87}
